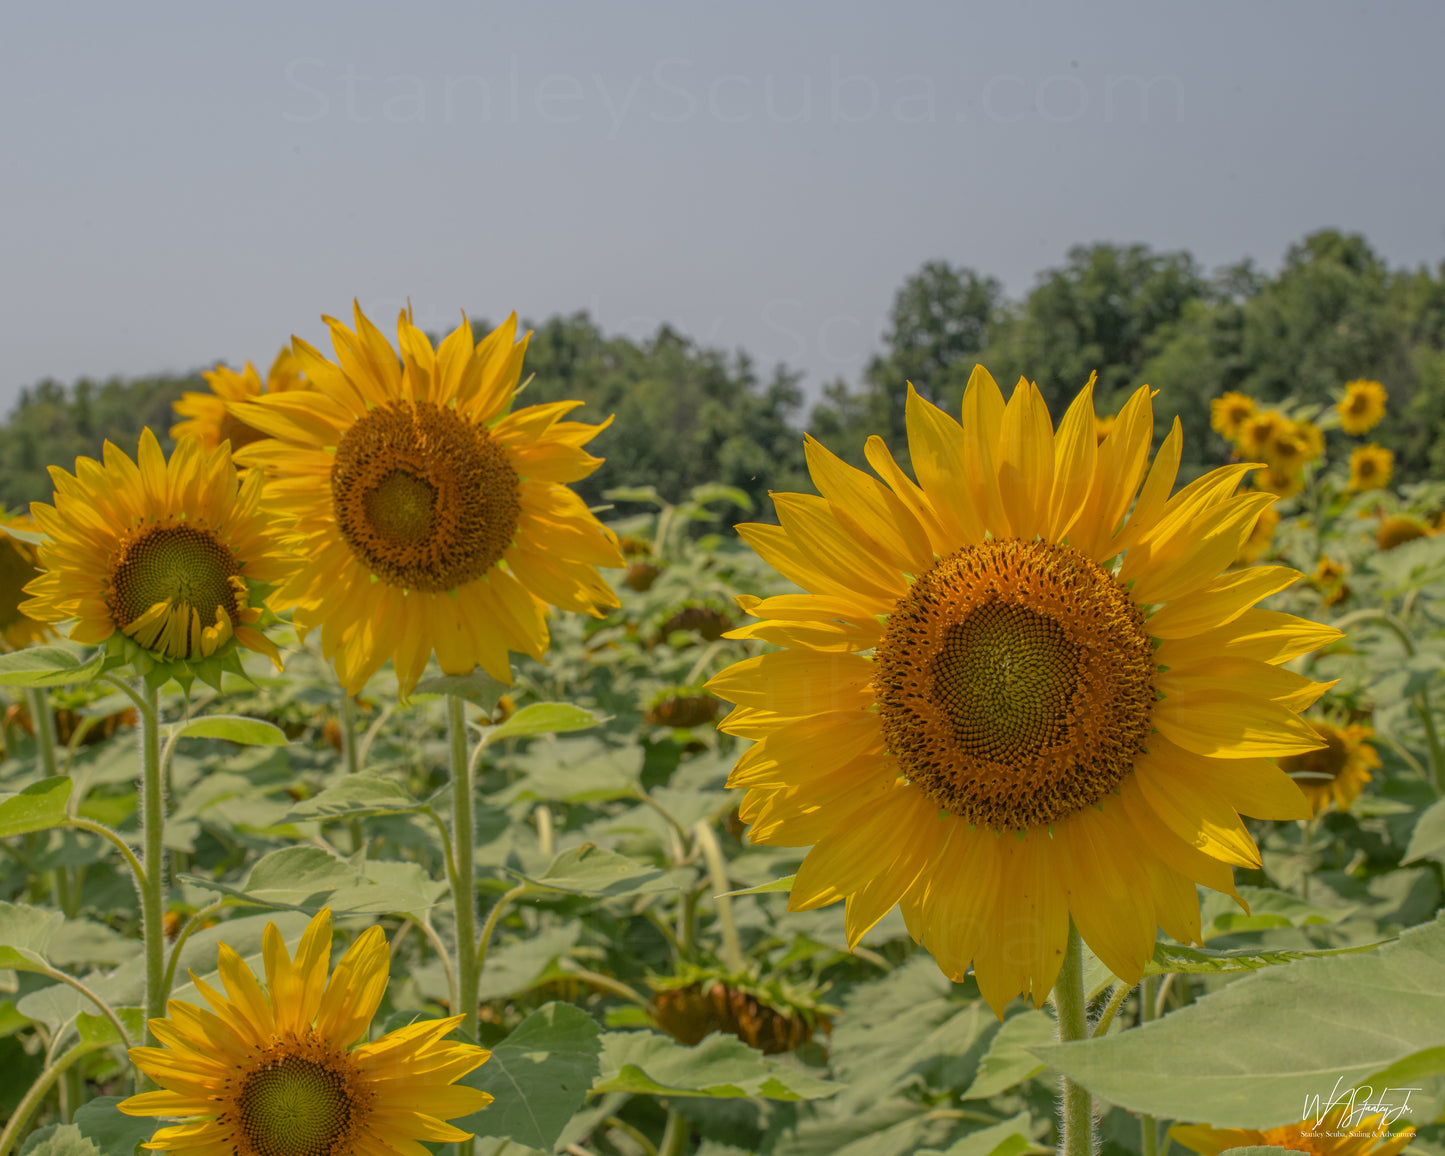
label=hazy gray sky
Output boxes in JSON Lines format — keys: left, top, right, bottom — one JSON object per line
{"left": 2, "top": 1, "right": 1442, "bottom": 415}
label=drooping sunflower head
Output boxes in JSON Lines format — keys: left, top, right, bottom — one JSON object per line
{"left": 1348, "top": 444, "right": 1393, "bottom": 492}
{"left": 1337, "top": 379, "right": 1387, "bottom": 436}
{"left": 0, "top": 515, "right": 53, "bottom": 651}
{"left": 710, "top": 369, "right": 1339, "bottom": 1015}
{"left": 233, "top": 303, "right": 623, "bottom": 696}
{"left": 119, "top": 907, "right": 493, "bottom": 1156}
{"left": 1210, "top": 391, "right": 1257, "bottom": 442}
{"left": 1277, "top": 720, "right": 1379, "bottom": 814}
{"left": 172, "top": 350, "right": 306, "bottom": 452}
{"left": 1376, "top": 514, "right": 1434, "bottom": 551}
{"left": 21, "top": 431, "right": 295, "bottom": 687}
{"left": 1171, "top": 1105, "right": 1413, "bottom": 1156}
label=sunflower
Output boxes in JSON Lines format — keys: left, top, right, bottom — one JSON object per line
{"left": 1375, "top": 514, "right": 1433, "bottom": 551}
{"left": 1210, "top": 392, "right": 1257, "bottom": 443}
{"left": 232, "top": 304, "right": 623, "bottom": 696}
{"left": 1337, "top": 379, "right": 1387, "bottom": 436}
{"left": 1252, "top": 465, "right": 1304, "bottom": 500}
{"left": 1310, "top": 557, "right": 1348, "bottom": 608}
{"left": 1348, "top": 444, "right": 1393, "bottom": 493}
{"left": 172, "top": 351, "right": 307, "bottom": 452}
{"left": 1238, "top": 409, "right": 1287, "bottom": 457}
{"left": 1171, "top": 1105, "right": 1413, "bottom": 1156}
{"left": 119, "top": 908, "right": 493, "bottom": 1156}
{"left": 21, "top": 431, "right": 292, "bottom": 684}
{"left": 1266, "top": 421, "right": 1315, "bottom": 473}
{"left": 1278, "top": 721, "right": 1379, "bottom": 814}
{"left": 0, "top": 515, "right": 52, "bottom": 651}
{"left": 1092, "top": 413, "right": 1116, "bottom": 444}
{"left": 708, "top": 370, "right": 1338, "bottom": 1015}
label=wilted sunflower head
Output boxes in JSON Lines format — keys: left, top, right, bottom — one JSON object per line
{"left": 711, "top": 368, "right": 1338, "bottom": 1015}
{"left": 0, "top": 515, "right": 53, "bottom": 651}
{"left": 20, "top": 431, "right": 294, "bottom": 688}
{"left": 119, "top": 907, "right": 494, "bottom": 1156}
{"left": 1278, "top": 721, "right": 1379, "bottom": 814}
{"left": 1348, "top": 444, "right": 1393, "bottom": 493}
{"left": 1210, "top": 391, "right": 1257, "bottom": 442}
{"left": 1375, "top": 514, "right": 1433, "bottom": 551}
{"left": 1337, "top": 379, "right": 1387, "bottom": 436}
{"left": 172, "top": 349, "right": 306, "bottom": 452}
{"left": 232, "top": 302, "right": 624, "bottom": 696}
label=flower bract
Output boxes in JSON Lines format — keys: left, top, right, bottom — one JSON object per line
{"left": 708, "top": 369, "right": 1340, "bottom": 1015}
{"left": 233, "top": 303, "right": 624, "bottom": 696}
{"left": 119, "top": 908, "right": 493, "bottom": 1156}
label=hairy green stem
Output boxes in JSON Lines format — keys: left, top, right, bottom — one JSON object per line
{"left": 138, "top": 682, "right": 165, "bottom": 1062}
{"left": 1092, "top": 981, "right": 1135, "bottom": 1038}
{"left": 693, "top": 820, "right": 744, "bottom": 973}
{"left": 475, "top": 884, "right": 530, "bottom": 978}
{"left": 446, "top": 695, "right": 478, "bottom": 1040}
{"left": 1052, "top": 922, "right": 1095, "bottom": 1156}
{"left": 66, "top": 817, "right": 145, "bottom": 884}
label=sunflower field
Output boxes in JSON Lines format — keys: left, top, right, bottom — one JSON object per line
{"left": 1, "top": 304, "right": 1443, "bottom": 1156}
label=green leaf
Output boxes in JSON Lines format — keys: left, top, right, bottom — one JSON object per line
{"left": 0, "top": 901, "right": 64, "bottom": 972}
{"left": 1404, "top": 797, "right": 1445, "bottom": 864}
{"left": 71, "top": 1096, "right": 159, "bottom": 1156}
{"left": 1145, "top": 938, "right": 1384, "bottom": 976}
{"left": 687, "top": 483, "right": 754, "bottom": 512}
{"left": 513, "top": 843, "right": 693, "bottom": 899}
{"left": 284, "top": 776, "right": 422, "bottom": 821}
{"left": 454, "top": 1003, "right": 602, "bottom": 1151}
{"left": 719, "top": 874, "right": 796, "bottom": 898}
{"left": 0, "top": 777, "right": 73, "bottom": 839}
{"left": 1358, "top": 1045, "right": 1445, "bottom": 1088}
{"left": 175, "top": 714, "right": 288, "bottom": 746}
{"left": 74, "top": 1008, "right": 145, "bottom": 1050}
{"left": 1201, "top": 885, "right": 1356, "bottom": 939}
{"left": 482, "top": 703, "right": 604, "bottom": 745}
{"left": 917, "top": 1113, "right": 1036, "bottom": 1156}
{"left": 488, "top": 738, "right": 642, "bottom": 805}
{"left": 18, "top": 1124, "right": 101, "bottom": 1156}
{"left": 0, "top": 648, "right": 103, "bottom": 687}
{"left": 243, "top": 846, "right": 356, "bottom": 898}
{"left": 594, "top": 1030, "right": 839, "bottom": 1100}
{"left": 413, "top": 670, "right": 506, "bottom": 708}
{"left": 961, "top": 1009, "right": 1054, "bottom": 1100}
{"left": 1029, "top": 914, "right": 1445, "bottom": 1128}
{"left": 603, "top": 485, "right": 664, "bottom": 506}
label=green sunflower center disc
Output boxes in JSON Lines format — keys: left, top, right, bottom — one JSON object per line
{"left": 235, "top": 1053, "right": 355, "bottom": 1156}
{"left": 106, "top": 524, "right": 240, "bottom": 630}
{"left": 331, "top": 399, "right": 522, "bottom": 593}
{"left": 875, "top": 538, "right": 1157, "bottom": 830}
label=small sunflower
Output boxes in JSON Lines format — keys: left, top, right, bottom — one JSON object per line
{"left": 1278, "top": 721, "right": 1380, "bottom": 814}
{"left": 1171, "top": 1105, "right": 1413, "bottom": 1156}
{"left": 1210, "top": 392, "right": 1257, "bottom": 442}
{"left": 1376, "top": 515, "right": 1433, "bottom": 551}
{"left": 1093, "top": 413, "right": 1116, "bottom": 444}
{"left": 709, "top": 370, "right": 1337, "bottom": 1014}
{"left": 233, "top": 304, "right": 624, "bottom": 696}
{"left": 1348, "top": 444, "right": 1393, "bottom": 493}
{"left": 172, "top": 351, "right": 307, "bottom": 452}
{"left": 1238, "top": 410, "right": 1287, "bottom": 458}
{"left": 1337, "top": 379, "right": 1387, "bottom": 436}
{"left": 21, "top": 431, "right": 292, "bottom": 686}
{"left": 1266, "top": 422, "right": 1315, "bottom": 473}
{"left": 0, "top": 515, "right": 52, "bottom": 651}
{"left": 1252, "top": 465, "right": 1304, "bottom": 500}
{"left": 1310, "top": 557, "right": 1349, "bottom": 607}
{"left": 119, "top": 908, "right": 493, "bottom": 1156}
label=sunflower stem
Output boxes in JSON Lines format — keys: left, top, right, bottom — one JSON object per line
{"left": 1052, "top": 921, "right": 1095, "bottom": 1156}
{"left": 339, "top": 691, "right": 366, "bottom": 853}
{"left": 138, "top": 680, "right": 166, "bottom": 1069}
{"left": 28, "top": 688, "right": 76, "bottom": 919}
{"left": 446, "top": 694, "right": 479, "bottom": 1041}
{"left": 693, "top": 820, "right": 745, "bottom": 973}
{"left": 658, "top": 1109, "right": 689, "bottom": 1156}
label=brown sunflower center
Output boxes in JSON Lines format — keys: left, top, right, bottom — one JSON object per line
{"left": 234, "top": 1049, "right": 360, "bottom": 1156}
{"left": 331, "top": 399, "right": 521, "bottom": 592}
{"left": 874, "top": 538, "right": 1157, "bottom": 830}
{"left": 106, "top": 524, "right": 241, "bottom": 630}
{"left": 1344, "top": 392, "right": 1371, "bottom": 416}
{"left": 1278, "top": 726, "right": 1347, "bottom": 783}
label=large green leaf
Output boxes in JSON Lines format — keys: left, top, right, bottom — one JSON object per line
{"left": 1404, "top": 797, "right": 1445, "bottom": 864}
{"left": 71, "top": 1097, "right": 159, "bottom": 1156}
{"left": 0, "top": 648, "right": 103, "bottom": 687}
{"left": 1201, "top": 885, "right": 1357, "bottom": 939}
{"left": 0, "top": 777, "right": 73, "bottom": 839}
{"left": 512, "top": 843, "right": 693, "bottom": 899}
{"left": 0, "top": 901, "right": 65, "bottom": 972}
{"left": 961, "top": 1009, "right": 1054, "bottom": 1100}
{"left": 175, "top": 714, "right": 288, "bottom": 746}
{"left": 482, "top": 702, "right": 604, "bottom": 745}
{"left": 594, "top": 1030, "right": 839, "bottom": 1100}
{"left": 18, "top": 1124, "right": 101, "bottom": 1156}
{"left": 181, "top": 848, "right": 443, "bottom": 916}
{"left": 454, "top": 1002, "right": 601, "bottom": 1151}
{"left": 917, "top": 1113, "right": 1036, "bottom": 1156}
{"left": 284, "top": 776, "right": 423, "bottom": 821}
{"left": 413, "top": 670, "right": 506, "bottom": 707}
{"left": 1029, "top": 914, "right": 1445, "bottom": 1127}
{"left": 1145, "top": 938, "right": 1384, "bottom": 977}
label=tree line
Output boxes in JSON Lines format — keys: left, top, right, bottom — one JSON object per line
{"left": 2, "top": 228, "right": 1441, "bottom": 519}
